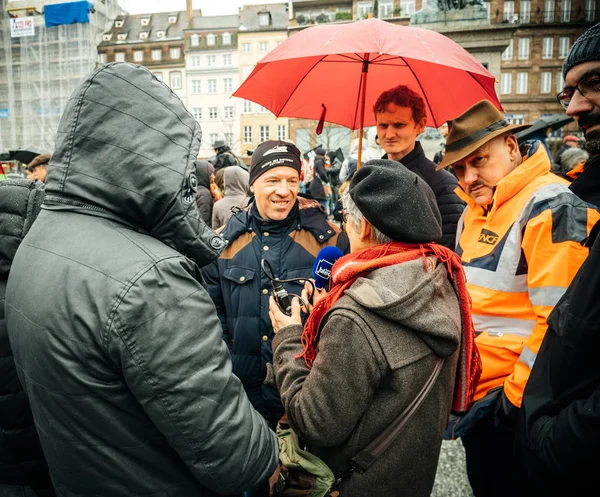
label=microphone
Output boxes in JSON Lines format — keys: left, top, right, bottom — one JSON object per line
{"left": 312, "top": 246, "right": 344, "bottom": 290}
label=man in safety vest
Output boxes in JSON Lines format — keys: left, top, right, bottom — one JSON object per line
{"left": 438, "top": 100, "right": 600, "bottom": 497}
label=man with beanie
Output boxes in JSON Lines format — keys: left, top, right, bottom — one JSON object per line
{"left": 439, "top": 99, "right": 598, "bottom": 497}
{"left": 518, "top": 23, "right": 600, "bottom": 496}
{"left": 268, "top": 160, "right": 480, "bottom": 497}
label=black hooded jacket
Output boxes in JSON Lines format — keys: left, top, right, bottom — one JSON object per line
{"left": 4, "top": 63, "right": 277, "bottom": 497}
{"left": 518, "top": 155, "right": 600, "bottom": 496}
{"left": 194, "top": 160, "right": 214, "bottom": 224}
{"left": 0, "top": 180, "right": 53, "bottom": 494}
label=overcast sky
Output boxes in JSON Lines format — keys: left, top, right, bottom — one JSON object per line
{"left": 122, "top": 0, "right": 283, "bottom": 16}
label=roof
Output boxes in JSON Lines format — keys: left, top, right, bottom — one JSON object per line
{"left": 99, "top": 11, "right": 186, "bottom": 46}
{"left": 186, "top": 14, "right": 239, "bottom": 31}
{"left": 239, "top": 3, "right": 289, "bottom": 31}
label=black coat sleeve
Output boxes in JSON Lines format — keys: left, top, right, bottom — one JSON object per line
{"left": 195, "top": 188, "right": 214, "bottom": 225}
{"left": 433, "top": 178, "right": 465, "bottom": 251}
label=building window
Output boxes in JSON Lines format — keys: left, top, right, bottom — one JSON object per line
{"left": 153, "top": 72, "right": 163, "bottom": 81}
{"left": 224, "top": 106, "right": 234, "bottom": 119}
{"left": 260, "top": 125, "right": 270, "bottom": 142}
{"left": 152, "top": 49, "right": 161, "bottom": 61}
{"left": 168, "top": 15, "right": 177, "bottom": 23}
{"left": 193, "top": 108, "right": 202, "bottom": 120}
{"left": 586, "top": 0, "right": 595, "bottom": 21}
{"left": 115, "top": 52, "right": 125, "bottom": 62}
{"left": 516, "top": 72, "right": 528, "bottom": 94}
{"left": 557, "top": 71, "right": 564, "bottom": 93}
{"left": 259, "top": 42, "right": 268, "bottom": 52}
{"left": 244, "top": 126, "right": 252, "bottom": 143}
{"left": 401, "top": 0, "right": 416, "bottom": 16}
{"left": 518, "top": 38, "right": 530, "bottom": 60}
{"left": 223, "top": 54, "right": 232, "bottom": 66}
{"left": 210, "top": 133, "right": 218, "bottom": 145}
{"left": 358, "top": 1, "right": 373, "bottom": 19}
{"left": 379, "top": 0, "right": 393, "bottom": 17}
{"left": 207, "top": 34, "right": 215, "bottom": 46}
{"left": 541, "top": 72, "right": 552, "bottom": 94}
{"left": 156, "top": 31, "right": 165, "bottom": 38}
{"left": 506, "top": 114, "right": 525, "bottom": 125}
{"left": 544, "top": 0, "right": 555, "bottom": 22}
{"left": 117, "top": 33, "right": 127, "bottom": 41}
{"left": 503, "top": 0, "right": 515, "bottom": 21}
{"left": 542, "top": 37, "right": 554, "bottom": 59}
{"left": 191, "top": 34, "right": 199, "bottom": 46}
{"left": 139, "top": 31, "right": 148, "bottom": 39}
{"left": 520, "top": 0, "right": 531, "bottom": 22}
{"left": 134, "top": 50, "right": 143, "bottom": 62}
{"left": 170, "top": 71, "right": 181, "bottom": 89}
{"left": 561, "top": 0, "right": 571, "bottom": 21}
{"left": 277, "top": 125, "right": 286, "bottom": 140}
{"left": 207, "top": 55, "right": 216, "bottom": 67}
{"left": 223, "top": 78, "right": 233, "bottom": 92}
{"left": 115, "top": 20, "right": 124, "bottom": 28}
{"left": 209, "top": 107, "right": 218, "bottom": 120}
{"left": 192, "top": 80, "right": 201, "bottom": 93}
{"left": 191, "top": 55, "right": 201, "bottom": 68}
{"left": 242, "top": 42, "right": 251, "bottom": 53}
{"left": 141, "top": 17, "right": 150, "bottom": 26}
{"left": 258, "top": 105, "right": 269, "bottom": 113}
{"left": 558, "top": 37, "right": 570, "bottom": 59}
{"left": 98, "top": 53, "right": 106, "bottom": 64}
{"left": 501, "top": 72, "right": 512, "bottom": 94}
{"left": 208, "top": 79, "right": 217, "bottom": 93}
{"left": 170, "top": 47, "right": 180, "bottom": 59}
{"left": 502, "top": 39, "right": 513, "bottom": 60}
{"left": 259, "top": 12, "right": 270, "bottom": 26}
{"left": 225, "top": 133, "right": 233, "bottom": 146}
{"left": 223, "top": 32, "right": 232, "bottom": 45}
{"left": 243, "top": 100, "right": 253, "bottom": 113}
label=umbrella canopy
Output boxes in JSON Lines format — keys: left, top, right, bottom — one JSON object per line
{"left": 9, "top": 146, "right": 50, "bottom": 165}
{"left": 515, "top": 114, "right": 574, "bottom": 142}
{"left": 234, "top": 19, "right": 501, "bottom": 132}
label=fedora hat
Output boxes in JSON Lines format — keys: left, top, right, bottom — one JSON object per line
{"left": 437, "top": 100, "right": 531, "bottom": 170}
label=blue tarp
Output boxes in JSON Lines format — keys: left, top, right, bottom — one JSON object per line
{"left": 45, "top": 1, "right": 93, "bottom": 28}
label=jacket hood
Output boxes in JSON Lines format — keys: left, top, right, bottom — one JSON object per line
{"left": 343, "top": 260, "right": 460, "bottom": 358}
{"left": 44, "top": 62, "right": 225, "bottom": 266}
{"left": 194, "top": 160, "right": 212, "bottom": 189}
{"left": 0, "top": 179, "right": 45, "bottom": 278}
{"left": 224, "top": 166, "right": 250, "bottom": 197}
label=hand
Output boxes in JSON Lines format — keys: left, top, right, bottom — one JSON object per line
{"left": 269, "top": 296, "right": 302, "bottom": 333}
{"left": 301, "top": 280, "right": 328, "bottom": 314}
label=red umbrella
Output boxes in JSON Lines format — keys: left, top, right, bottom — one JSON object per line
{"left": 234, "top": 18, "right": 501, "bottom": 166}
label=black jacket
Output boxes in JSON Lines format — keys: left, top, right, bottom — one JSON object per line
{"left": 309, "top": 155, "right": 329, "bottom": 200}
{"left": 0, "top": 180, "right": 53, "bottom": 494}
{"left": 518, "top": 155, "right": 600, "bottom": 496}
{"left": 383, "top": 142, "right": 464, "bottom": 250}
{"left": 4, "top": 63, "right": 277, "bottom": 497}
{"left": 194, "top": 160, "right": 214, "bottom": 224}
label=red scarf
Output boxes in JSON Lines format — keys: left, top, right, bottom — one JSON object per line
{"left": 299, "top": 242, "right": 481, "bottom": 413}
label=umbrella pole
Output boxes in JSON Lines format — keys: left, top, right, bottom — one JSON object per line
{"left": 357, "top": 58, "right": 369, "bottom": 169}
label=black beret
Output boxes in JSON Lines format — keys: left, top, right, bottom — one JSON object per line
{"left": 348, "top": 160, "right": 442, "bottom": 243}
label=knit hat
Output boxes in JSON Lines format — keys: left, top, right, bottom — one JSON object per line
{"left": 249, "top": 140, "right": 302, "bottom": 185}
{"left": 563, "top": 23, "right": 600, "bottom": 78}
{"left": 348, "top": 160, "right": 442, "bottom": 243}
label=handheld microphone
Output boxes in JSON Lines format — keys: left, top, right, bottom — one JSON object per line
{"left": 312, "top": 246, "right": 344, "bottom": 290}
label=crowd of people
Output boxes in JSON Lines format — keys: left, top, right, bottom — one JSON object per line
{"left": 1, "top": 21, "right": 599, "bottom": 497}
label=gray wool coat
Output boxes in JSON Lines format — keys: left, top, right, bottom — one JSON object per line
{"left": 273, "top": 258, "right": 462, "bottom": 497}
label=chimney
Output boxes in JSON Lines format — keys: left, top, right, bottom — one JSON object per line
{"left": 186, "top": 0, "right": 193, "bottom": 24}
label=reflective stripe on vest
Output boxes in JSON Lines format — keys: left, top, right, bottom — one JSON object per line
{"left": 529, "top": 286, "right": 568, "bottom": 307}
{"left": 472, "top": 314, "right": 536, "bottom": 338}
{"left": 518, "top": 344, "right": 537, "bottom": 369}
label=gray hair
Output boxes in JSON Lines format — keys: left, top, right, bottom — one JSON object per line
{"left": 341, "top": 190, "right": 393, "bottom": 244}
{"left": 560, "top": 147, "right": 589, "bottom": 171}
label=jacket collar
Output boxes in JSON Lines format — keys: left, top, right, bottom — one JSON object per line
{"left": 455, "top": 144, "right": 551, "bottom": 214}
{"left": 380, "top": 141, "right": 423, "bottom": 171}
{"left": 570, "top": 155, "right": 600, "bottom": 208}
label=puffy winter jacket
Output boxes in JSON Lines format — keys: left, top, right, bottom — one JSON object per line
{"left": 0, "top": 180, "right": 53, "bottom": 494}
{"left": 4, "top": 62, "right": 278, "bottom": 497}
{"left": 204, "top": 198, "right": 349, "bottom": 423}
{"left": 383, "top": 142, "right": 464, "bottom": 250}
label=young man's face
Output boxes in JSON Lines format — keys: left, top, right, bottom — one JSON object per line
{"left": 564, "top": 61, "right": 600, "bottom": 155}
{"left": 375, "top": 103, "right": 426, "bottom": 162}
{"left": 451, "top": 134, "right": 520, "bottom": 206}
{"left": 250, "top": 166, "right": 299, "bottom": 221}
{"left": 32, "top": 165, "right": 48, "bottom": 182}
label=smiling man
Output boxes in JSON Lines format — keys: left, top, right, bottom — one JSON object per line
{"left": 518, "top": 23, "right": 600, "bottom": 497}
{"left": 204, "top": 141, "right": 348, "bottom": 453}
{"left": 439, "top": 100, "right": 599, "bottom": 497}
{"left": 374, "top": 85, "right": 464, "bottom": 250}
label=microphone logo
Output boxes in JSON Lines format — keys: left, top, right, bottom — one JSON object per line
{"left": 314, "top": 258, "right": 334, "bottom": 280}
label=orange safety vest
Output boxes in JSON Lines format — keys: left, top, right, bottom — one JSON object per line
{"left": 456, "top": 146, "right": 600, "bottom": 408}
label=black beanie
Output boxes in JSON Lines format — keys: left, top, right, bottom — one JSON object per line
{"left": 563, "top": 23, "right": 600, "bottom": 78}
{"left": 249, "top": 140, "right": 302, "bottom": 185}
{"left": 348, "top": 160, "right": 442, "bottom": 243}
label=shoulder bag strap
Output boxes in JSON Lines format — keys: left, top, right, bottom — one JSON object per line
{"left": 350, "top": 356, "right": 445, "bottom": 473}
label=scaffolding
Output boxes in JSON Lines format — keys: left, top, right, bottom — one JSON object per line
{"left": 0, "top": 0, "right": 124, "bottom": 153}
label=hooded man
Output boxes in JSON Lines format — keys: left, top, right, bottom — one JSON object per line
{"left": 440, "top": 99, "right": 599, "bottom": 497}
{"left": 212, "top": 165, "right": 250, "bottom": 229}
{"left": 4, "top": 63, "right": 278, "bottom": 497}
{"left": 518, "top": 23, "right": 600, "bottom": 496}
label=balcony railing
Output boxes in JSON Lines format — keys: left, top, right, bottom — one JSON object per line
{"left": 495, "top": 7, "right": 596, "bottom": 24}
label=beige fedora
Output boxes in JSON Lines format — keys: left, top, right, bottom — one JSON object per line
{"left": 436, "top": 100, "right": 531, "bottom": 171}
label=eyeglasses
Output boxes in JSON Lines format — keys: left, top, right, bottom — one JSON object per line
{"left": 556, "top": 74, "right": 600, "bottom": 109}
{"left": 340, "top": 209, "right": 349, "bottom": 224}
